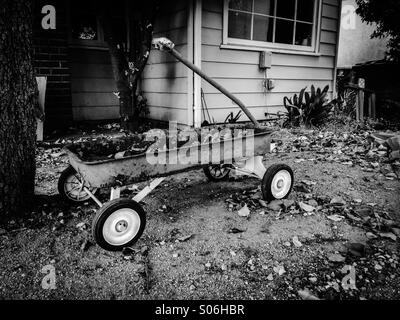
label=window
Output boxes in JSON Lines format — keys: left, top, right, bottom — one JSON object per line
{"left": 225, "top": 0, "right": 320, "bottom": 52}
{"left": 69, "top": 0, "right": 128, "bottom": 48}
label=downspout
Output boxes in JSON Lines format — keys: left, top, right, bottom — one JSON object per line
{"left": 333, "top": 0, "right": 344, "bottom": 98}
{"left": 193, "top": 0, "right": 202, "bottom": 128}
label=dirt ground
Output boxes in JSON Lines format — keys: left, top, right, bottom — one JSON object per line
{"left": 0, "top": 126, "right": 399, "bottom": 300}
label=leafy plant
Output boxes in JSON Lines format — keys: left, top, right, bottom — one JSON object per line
{"left": 283, "top": 85, "right": 333, "bottom": 127}
{"left": 336, "top": 88, "right": 358, "bottom": 118}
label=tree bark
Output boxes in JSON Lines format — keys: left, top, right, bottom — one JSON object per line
{"left": 0, "top": 0, "right": 37, "bottom": 221}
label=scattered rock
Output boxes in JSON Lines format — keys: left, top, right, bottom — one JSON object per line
{"left": 76, "top": 222, "right": 87, "bottom": 229}
{"left": 238, "top": 204, "right": 250, "bottom": 217}
{"left": 366, "top": 232, "right": 378, "bottom": 239}
{"left": 267, "top": 273, "right": 274, "bottom": 281}
{"left": 292, "top": 236, "right": 303, "bottom": 248}
{"left": 172, "top": 253, "right": 179, "bottom": 258}
{"left": 268, "top": 200, "right": 283, "bottom": 211}
{"left": 330, "top": 197, "right": 346, "bottom": 206}
{"left": 379, "top": 232, "right": 397, "bottom": 241}
{"left": 228, "top": 228, "right": 246, "bottom": 234}
{"left": 327, "top": 214, "right": 345, "bottom": 222}
{"left": 328, "top": 253, "right": 346, "bottom": 263}
{"left": 273, "top": 265, "right": 286, "bottom": 276}
{"left": 259, "top": 200, "right": 268, "bottom": 208}
{"left": 374, "top": 264, "right": 383, "bottom": 271}
{"left": 308, "top": 199, "right": 319, "bottom": 207}
{"left": 141, "top": 246, "right": 149, "bottom": 256}
{"left": 114, "top": 151, "right": 126, "bottom": 159}
{"left": 299, "top": 202, "right": 316, "bottom": 213}
{"left": 309, "top": 277, "right": 318, "bottom": 283}
{"left": 386, "top": 173, "right": 397, "bottom": 180}
{"left": 177, "top": 234, "right": 194, "bottom": 242}
{"left": 391, "top": 228, "right": 400, "bottom": 237}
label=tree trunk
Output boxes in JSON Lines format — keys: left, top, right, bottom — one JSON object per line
{"left": 0, "top": 0, "right": 37, "bottom": 221}
{"left": 101, "top": 1, "right": 157, "bottom": 132}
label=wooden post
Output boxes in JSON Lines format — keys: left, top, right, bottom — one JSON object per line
{"left": 358, "top": 90, "right": 365, "bottom": 122}
{"left": 371, "top": 93, "right": 376, "bottom": 120}
{"left": 358, "top": 78, "right": 365, "bottom": 123}
{"left": 368, "top": 94, "right": 372, "bottom": 119}
{"left": 36, "top": 76, "right": 47, "bottom": 141}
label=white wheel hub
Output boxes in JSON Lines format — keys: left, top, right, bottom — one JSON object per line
{"left": 103, "top": 209, "right": 141, "bottom": 246}
{"left": 271, "top": 170, "right": 292, "bottom": 199}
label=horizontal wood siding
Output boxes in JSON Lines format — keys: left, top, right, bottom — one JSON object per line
{"left": 201, "top": 0, "right": 340, "bottom": 123}
{"left": 141, "top": 0, "right": 189, "bottom": 124}
{"left": 70, "top": 48, "right": 119, "bottom": 121}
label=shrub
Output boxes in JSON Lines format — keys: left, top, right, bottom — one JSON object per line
{"left": 283, "top": 85, "right": 334, "bottom": 127}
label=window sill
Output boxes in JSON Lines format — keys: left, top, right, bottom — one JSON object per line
{"left": 220, "top": 43, "right": 321, "bottom": 56}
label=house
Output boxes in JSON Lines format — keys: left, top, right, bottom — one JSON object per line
{"left": 33, "top": 0, "right": 342, "bottom": 130}
{"left": 337, "top": 0, "right": 387, "bottom": 70}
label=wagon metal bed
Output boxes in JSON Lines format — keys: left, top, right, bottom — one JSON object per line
{"left": 58, "top": 38, "right": 294, "bottom": 251}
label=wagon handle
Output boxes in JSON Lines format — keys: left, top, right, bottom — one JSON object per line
{"left": 152, "top": 37, "right": 261, "bottom": 129}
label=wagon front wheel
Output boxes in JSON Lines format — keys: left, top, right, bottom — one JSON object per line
{"left": 58, "top": 166, "right": 97, "bottom": 203}
{"left": 92, "top": 199, "right": 146, "bottom": 251}
{"left": 262, "top": 164, "right": 294, "bottom": 202}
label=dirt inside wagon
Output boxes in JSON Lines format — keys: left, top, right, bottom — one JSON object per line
{"left": 66, "top": 125, "right": 261, "bottom": 162}
{"left": 1, "top": 123, "right": 400, "bottom": 300}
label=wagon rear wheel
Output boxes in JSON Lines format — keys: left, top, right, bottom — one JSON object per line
{"left": 92, "top": 199, "right": 146, "bottom": 251}
{"left": 203, "top": 165, "right": 231, "bottom": 181}
{"left": 261, "top": 164, "right": 294, "bottom": 202}
{"left": 58, "top": 166, "right": 97, "bottom": 203}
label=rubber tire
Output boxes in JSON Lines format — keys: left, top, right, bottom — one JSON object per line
{"left": 92, "top": 198, "right": 146, "bottom": 251}
{"left": 261, "top": 164, "right": 294, "bottom": 202}
{"left": 58, "top": 166, "right": 97, "bottom": 203}
{"left": 203, "top": 165, "right": 231, "bottom": 181}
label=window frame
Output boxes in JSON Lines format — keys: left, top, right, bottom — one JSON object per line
{"left": 222, "top": 0, "right": 322, "bottom": 53}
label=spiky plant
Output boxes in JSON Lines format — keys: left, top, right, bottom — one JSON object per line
{"left": 283, "top": 85, "right": 333, "bottom": 127}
